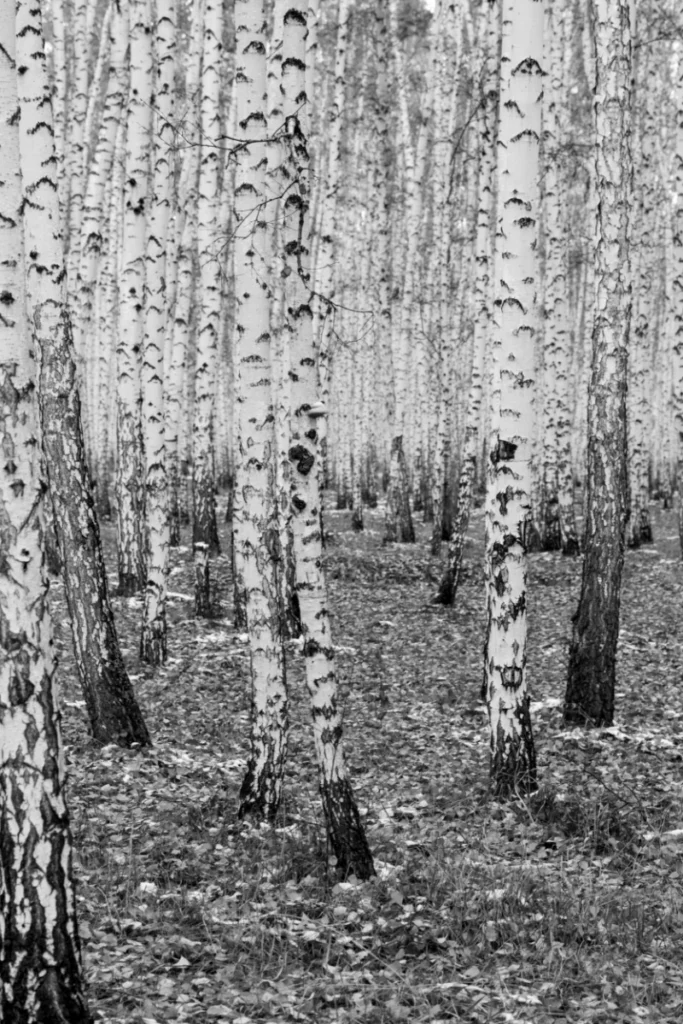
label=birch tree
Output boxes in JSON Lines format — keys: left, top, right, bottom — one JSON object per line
{"left": 436, "top": 0, "right": 497, "bottom": 604}
{"left": 282, "top": 0, "right": 374, "bottom": 878}
{"left": 540, "top": 0, "right": 580, "bottom": 555}
{"left": 116, "top": 0, "right": 153, "bottom": 595}
{"left": 193, "top": 0, "right": 223, "bottom": 616}
{"left": 141, "top": 0, "right": 177, "bottom": 663}
{"left": 564, "top": 0, "right": 632, "bottom": 727}
{"left": 482, "top": 0, "right": 543, "bottom": 797}
{"left": 0, "top": 1, "right": 90, "bottom": 1014}
{"left": 234, "top": 0, "right": 289, "bottom": 820}
{"left": 17, "top": 0, "right": 150, "bottom": 748}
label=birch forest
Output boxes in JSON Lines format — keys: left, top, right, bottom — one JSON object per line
{"left": 3, "top": 0, "right": 683, "bottom": 1019}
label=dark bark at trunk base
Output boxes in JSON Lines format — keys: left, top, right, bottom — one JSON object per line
{"left": 320, "top": 776, "right": 375, "bottom": 880}
{"left": 564, "top": 531, "right": 624, "bottom": 728}
{"left": 638, "top": 508, "right": 653, "bottom": 544}
{"left": 562, "top": 532, "right": 581, "bottom": 556}
{"left": 140, "top": 618, "right": 168, "bottom": 667}
{"left": 1, "top": 958, "right": 93, "bottom": 1024}
{"left": 432, "top": 566, "right": 455, "bottom": 606}
{"left": 489, "top": 699, "right": 537, "bottom": 799}
{"left": 542, "top": 499, "right": 562, "bottom": 551}
{"left": 238, "top": 738, "right": 288, "bottom": 823}
{"left": 86, "top": 661, "right": 152, "bottom": 748}
{"left": 117, "top": 572, "right": 142, "bottom": 597}
{"left": 351, "top": 506, "right": 364, "bottom": 531}
{"left": 384, "top": 436, "right": 415, "bottom": 544}
{"left": 194, "top": 543, "right": 217, "bottom": 618}
{"left": 526, "top": 520, "right": 543, "bottom": 552}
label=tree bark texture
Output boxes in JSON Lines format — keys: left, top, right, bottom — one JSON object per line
{"left": 17, "top": 0, "right": 150, "bottom": 748}
{"left": 0, "top": 3, "right": 92, "bottom": 1014}
{"left": 482, "top": 0, "right": 543, "bottom": 798}
{"left": 564, "top": 0, "right": 632, "bottom": 728}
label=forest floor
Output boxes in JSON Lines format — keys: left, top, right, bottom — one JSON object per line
{"left": 56, "top": 498, "right": 683, "bottom": 1024}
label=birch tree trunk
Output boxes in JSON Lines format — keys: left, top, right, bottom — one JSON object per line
{"left": 0, "top": 2, "right": 91, "bottom": 1015}
{"left": 674, "top": 36, "right": 683, "bottom": 554}
{"left": 166, "top": 0, "right": 204, "bottom": 548}
{"left": 116, "top": 0, "right": 153, "bottom": 595}
{"left": 540, "top": 0, "right": 580, "bottom": 555}
{"left": 482, "top": 0, "right": 543, "bottom": 798}
{"left": 79, "top": 0, "right": 128, "bottom": 480}
{"left": 193, "top": 0, "right": 223, "bottom": 617}
{"left": 234, "top": 0, "right": 289, "bottom": 821}
{"left": 17, "top": 0, "right": 150, "bottom": 749}
{"left": 436, "top": 0, "right": 496, "bottom": 604}
{"left": 564, "top": 0, "right": 632, "bottom": 728}
{"left": 140, "top": 0, "right": 177, "bottom": 663}
{"left": 282, "top": 1, "right": 374, "bottom": 879}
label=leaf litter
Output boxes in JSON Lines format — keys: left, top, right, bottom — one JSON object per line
{"left": 54, "top": 501, "right": 683, "bottom": 1023}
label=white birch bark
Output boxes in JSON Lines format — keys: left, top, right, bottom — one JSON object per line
{"left": 165, "top": 0, "right": 204, "bottom": 547}
{"left": 140, "top": 0, "right": 177, "bottom": 663}
{"left": 193, "top": 0, "right": 223, "bottom": 616}
{"left": 0, "top": 3, "right": 89, "bottom": 1013}
{"left": 65, "top": 0, "right": 93, "bottom": 309}
{"left": 673, "top": 45, "right": 683, "bottom": 551}
{"left": 92, "top": 116, "right": 126, "bottom": 506}
{"left": 540, "top": 0, "right": 579, "bottom": 555}
{"left": 483, "top": 0, "right": 543, "bottom": 797}
{"left": 564, "top": 0, "right": 632, "bottom": 727}
{"left": 281, "top": 0, "right": 374, "bottom": 879}
{"left": 628, "top": 40, "right": 656, "bottom": 548}
{"left": 79, "top": 0, "right": 128, "bottom": 445}
{"left": 116, "top": 0, "right": 153, "bottom": 595}
{"left": 50, "top": 0, "right": 69, "bottom": 216}
{"left": 234, "top": 0, "right": 289, "bottom": 821}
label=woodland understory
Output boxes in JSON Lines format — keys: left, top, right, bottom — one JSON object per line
{"left": 60, "top": 497, "right": 683, "bottom": 1024}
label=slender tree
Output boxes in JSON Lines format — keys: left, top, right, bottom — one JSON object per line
{"left": 564, "top": 0, "right": 632, "bottom": 727}
{"left": 282, "top": 0, "right": 375, "bottom": 878}
{"left": 234, "top": 0, "right": 289, "bottom": 820}
{"left": 0, "top": 1, "right": 91, "bottom": 1015}
{"left": 141, "top": 0, "right": 177, "bottom": 663}
{"left": 193, "top": 0, "right": 223, "bottom": 616}
{"left": 482, "top": 0, "right": 543, "bottom": 797}
{"left": 436, "top": 0, "right": 497, "bottom": 604}
{"left": 116, "top": 0, "right": 153, "bottom": 595}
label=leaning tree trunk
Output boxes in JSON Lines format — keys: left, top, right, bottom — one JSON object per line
{"left": 0, "top": 3, "right": 91, "bottom": 1016}
{"left": 281, "top": 0, "right": 374, "bottom": 879}
{"left": 564, "top": 0, "right": 632, "bottom": 728}
{"left": 482, "top": 0, "right": 542, "bottom": 798}
{"left": 234, "top": 0, "right": 289, "bottom": 822}
{"left": 17, "top": 0, "right": 150, "bottom": 748}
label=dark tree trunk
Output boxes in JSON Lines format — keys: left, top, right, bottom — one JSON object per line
{"left": 564, "top": 0, "right": 631, "bottom": 727}
{"left": 384, "top": 435, "right": 414, "bottom": 543}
